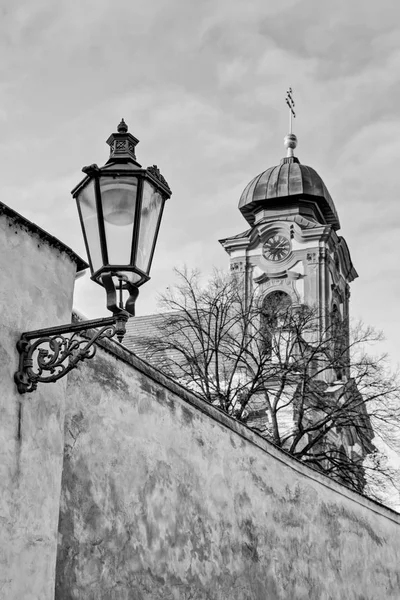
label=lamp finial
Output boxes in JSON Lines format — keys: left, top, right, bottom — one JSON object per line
{"left": 117, "top": 118, "right": 128, "bottom": 133}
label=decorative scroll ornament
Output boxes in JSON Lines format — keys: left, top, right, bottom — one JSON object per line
{"left": 14, "top": 313, "right": 128, "bottom": 394}
{"left": 230, "top": 261, "right": 244, "bottom": 272}
{"left": 147, "top": 164, "right": 171, "bottom": 192}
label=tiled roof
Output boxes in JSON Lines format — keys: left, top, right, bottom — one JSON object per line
{"left": 123, "top": 310, "right": 225, "bottom": 377}
{"left": 123, "top": 311, "right": 194, "bottom": 371}
{"left": 124, "top": 312, "right": 169, "bottom": 356}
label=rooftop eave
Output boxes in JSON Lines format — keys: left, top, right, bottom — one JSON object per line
{"left": 338, "top": 236, "right": 358, "bottom": 282}
{"left": 0, "top": 201, "right": 88, "bottom": 272}
{"left": 219, "top": 237, "right": 251, "bottom": 252}
{"left": 240, "top": 194, "right": 340, "bottom": 231}
{"left": 346, "top": 265, "right": 358, "bottom": 283}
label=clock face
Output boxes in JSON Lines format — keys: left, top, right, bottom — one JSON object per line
{"left": 263, "top": 235, "right": 291, "bottom": 261}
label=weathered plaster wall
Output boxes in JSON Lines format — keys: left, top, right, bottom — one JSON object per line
{"left": 0, "top": 208, "right": 83, "bottom": 600}
{"left": 57, "top": 340, "right": 400, "bottom": 600}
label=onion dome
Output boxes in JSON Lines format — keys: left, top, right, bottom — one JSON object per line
{"left": 239, "top": 134, "right": 340, "bottom": 230}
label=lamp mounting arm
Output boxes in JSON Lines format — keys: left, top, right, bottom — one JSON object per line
{"left": 14, "top": 312, "right": 129, "bottom": 395}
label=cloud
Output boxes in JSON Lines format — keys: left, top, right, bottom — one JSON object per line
{"left": 1, "top": 0, "right": 400, "bottom": 368}
{"left": 259, "top": 0, "right": 400, "bottom": 78}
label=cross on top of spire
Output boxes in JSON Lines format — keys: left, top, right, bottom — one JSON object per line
{"left": 285, "top": 88, "right": 296, "bottom": 133}
{"left": 284, "top": 88, "right": 298, "bottom": 159}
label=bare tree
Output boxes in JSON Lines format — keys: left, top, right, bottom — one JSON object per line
{"left": 137, "top": 268, "right": 400, "bottom": 502}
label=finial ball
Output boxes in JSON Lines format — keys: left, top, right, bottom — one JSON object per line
{"left": 284, "top": 133, "right": 298, "bottom": 150}
{"left": 117, "top": 118, "right": 128, "bottom": 133}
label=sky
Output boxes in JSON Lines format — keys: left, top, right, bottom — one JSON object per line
{"left": 1, "top": 0, "right": 400, "bottom": 367}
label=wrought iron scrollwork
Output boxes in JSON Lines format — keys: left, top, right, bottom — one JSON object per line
{"left": 14, "top": 312, "right": 129, "bottom": 394}
{"left": 147, "top": 164, "right": 171, "bottom": 192}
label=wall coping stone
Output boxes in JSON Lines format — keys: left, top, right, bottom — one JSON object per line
{"left": 0, "top": 201, "right": 88, "bottom": 271}
{"left": 73, "top": 312, "right": 400, "bottom": 525}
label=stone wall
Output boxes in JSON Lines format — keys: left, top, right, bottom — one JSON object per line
{"left": 1, "top": 200, "right": 400, "bottom": 600}
{"left": 57, "top": 338, "right": 400, "bottom": 600}
{"left": 0, "top": 204, "right": 85, "bottom": 600}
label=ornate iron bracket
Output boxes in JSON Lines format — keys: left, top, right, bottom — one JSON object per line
{"left": 14, "top": 311, "right": 129, "bottom": 394}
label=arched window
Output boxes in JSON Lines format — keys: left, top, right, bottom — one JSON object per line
{"left": 261, "top": 291, "right": 292, "bottom": 357}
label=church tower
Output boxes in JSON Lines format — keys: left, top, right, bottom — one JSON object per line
{"left": 219, "top": 121, "right": 374, "bottom": 490}
{"left": 220, "top": 131, "right": 357, "bottom": 383}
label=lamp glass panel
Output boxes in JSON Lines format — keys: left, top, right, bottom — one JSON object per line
{"left": 136, "top": 180, "right": 163, "bottom": 274}
{"left": 76, "top": 179, "right": 103, "bottom": 272}
{"left": 100, "top": 176, "right": 138, "bottom": 265}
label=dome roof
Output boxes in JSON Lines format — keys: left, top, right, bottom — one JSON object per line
{"left": 239, "top": 156, "right": 340, "bottom": 230}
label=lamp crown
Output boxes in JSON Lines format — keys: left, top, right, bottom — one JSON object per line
{"left": 106, "top": 119, "right": 140, "bottom": 165}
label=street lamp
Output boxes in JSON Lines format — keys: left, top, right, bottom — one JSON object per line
{"left": 73, "top": 118, "right": 171, "bottom": 314}
{"left": 15, "top": 120, "right": 171, "bottom": 394}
